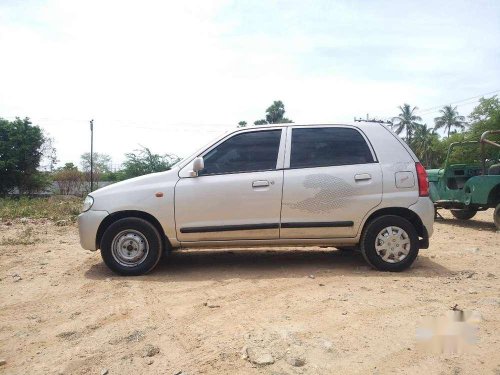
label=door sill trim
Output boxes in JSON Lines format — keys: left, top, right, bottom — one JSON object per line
{"left": 180, "top": 223, "right": 279, "bottom": 233}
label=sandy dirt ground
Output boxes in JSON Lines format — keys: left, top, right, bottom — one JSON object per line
{"left": 0, "top": 210, "right": 499, "bottom": 375}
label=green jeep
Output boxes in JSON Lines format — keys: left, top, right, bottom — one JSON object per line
{"left": 427, "top": 130, "right": 500, "bottom": 229}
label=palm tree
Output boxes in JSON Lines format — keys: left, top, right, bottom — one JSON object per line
{"left": 412, "top": 124, "right": 436, "bottom": 167}
{"left": 392, "top": 104, "right": 422, "bottom": 144}
{"left": 434, "top": 105, "right": 467, "bottom": 138}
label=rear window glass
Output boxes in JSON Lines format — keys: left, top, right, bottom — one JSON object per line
{"left": 290, "top": 127, "right": 375, "bottom": 168}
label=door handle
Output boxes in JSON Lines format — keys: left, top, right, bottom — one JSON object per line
{"left": 252, "top": 180, "right": 270, "bottom": 188}
{"left": 354, "top": 173, "right": 372, "bottom": 181}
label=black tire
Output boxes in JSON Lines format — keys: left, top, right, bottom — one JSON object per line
{"left": 451, "top": 209, "right": 477, "bottom": 220}
{"left": 100, "top": 217, "right": 163, "bottom": 276}
{"left": 494, "top": 203, "right": 500, "bottom": 230}
{"left": 360, "top": 215, "right": 419, "bottom": 272}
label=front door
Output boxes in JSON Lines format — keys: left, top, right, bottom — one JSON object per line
{"left": 175, "top": 128, "right": 285, "bottom": 242}
{"left": 280, "top": 126, "right": 382, "bottom": 238}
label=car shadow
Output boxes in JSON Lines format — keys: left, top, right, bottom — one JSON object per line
{"left": 437, "top": 216, "right": 496, "bottom": 231}
{"left": 84, "top": 248, "right": 452, "bottom": 281}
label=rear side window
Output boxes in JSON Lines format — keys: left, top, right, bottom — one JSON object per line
{"left": 290, "top": 127, "right": 375, "bottom": 168}
{"left": 199, "top": 130, "right": 282, "bottom": 175}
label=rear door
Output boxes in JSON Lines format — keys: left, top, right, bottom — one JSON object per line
{"left": 280, "top": 126, "right": 382, "bottom": 238}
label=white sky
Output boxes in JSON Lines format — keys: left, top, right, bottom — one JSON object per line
{"left": 1, "top": 0, "right": 499, "bottom": 167}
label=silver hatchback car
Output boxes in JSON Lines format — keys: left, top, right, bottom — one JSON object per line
{"left": 78, "top": 123, "right": 434, "bottom": 275}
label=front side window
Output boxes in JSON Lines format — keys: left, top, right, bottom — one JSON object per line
{"left": 290, "top": 127, "right": 375, "bottom": 168}
{"left": 199, "top": 130, "right": 282, "bottom": 175}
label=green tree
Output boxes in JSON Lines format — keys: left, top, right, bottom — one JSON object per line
{"left": 469, "top": 96, "right": 500, "bottom": 123}
{"left": 80, "top": 152, "right": 112, "bottom": 189}
{"left": 392, "top": 104, "right": 422, "bottom": 144}
{"left": 80, "top": 152, "right": 111, "bottom": 174}
{"left": 468, "top": 96, "right": 500, "bottom": 140}
{"left": 404, "top": 96, "right": 500, "bottom": 170}
{"left": 467, "top": 96, "right": 500, "bottom": 162}
{"left": 434, "top": 105, "right": 467, "bottom": 138}
{"left": 121, "top": 146, "right": 180, "bottom": 180}
{"left": 0, "top": 117, "right": 53, "bottom": 195}
{"left": 61, "top": 162, "right": 78, "bottom": 171}
{"left": 411, "top": 124, "right": 439, "bottom": 167}
{"left": 254, "top": 119, "right": 268, "bottom": 125}
{"left": 265, "top": 100, "right": 293, "bottom": 124}
{"left": 237, "top": 121, "right": 247, "bottom": 128}
{"left": 254, "top": 100, "right": 293, "bottom": 125}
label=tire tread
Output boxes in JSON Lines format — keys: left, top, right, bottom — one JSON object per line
{"left": 100, "top": 217, "right": 163, "bottom": 276}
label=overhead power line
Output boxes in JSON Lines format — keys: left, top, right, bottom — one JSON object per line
{"left": 418, "top": 99, "right": 483, "bottom": 117}
{"left": 416, "top": 89, "right": 500, "bottom": 116}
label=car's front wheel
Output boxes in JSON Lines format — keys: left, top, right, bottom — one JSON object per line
{"left": 100, "top": 218, "right": 163, "bottom": 276}
{"left": 360, "top": 215, "right": 419, "bottom": 271}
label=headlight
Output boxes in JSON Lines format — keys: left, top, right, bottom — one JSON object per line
{"left": 82, "top": 195, "right": 94, "bottom": 212}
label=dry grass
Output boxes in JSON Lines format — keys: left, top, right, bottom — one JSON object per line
{"left": 0, "top": 196, "right": 82, "bottom": 222}
{"left": 0, "top": 226, "right": 42, "bottom": 246}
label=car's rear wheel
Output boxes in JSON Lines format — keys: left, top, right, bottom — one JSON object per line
{"left": 451, "top": 208, "right": 477, "bottom": 220}
{"left": 360, "top": 215, "right": 419, "bottom": 271}
{"left": 494, "top": 203, "right": 500, "bottom": 230}
{"left": 100, "top": 218, "right": 163, "bottom": 276}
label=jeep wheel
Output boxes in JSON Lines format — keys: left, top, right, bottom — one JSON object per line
{"left": 451, "top": 209, "right": 477, "bottom": 220}
{"left": 494, "top": 203, "right": 500, "bottom": 230}
{"left": 360, "top": 215, "right": 419, "bottom": 272}
{"left": 100, "top": 218, "right": 163, "bottom": 276}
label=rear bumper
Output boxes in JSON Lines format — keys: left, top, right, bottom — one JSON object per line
{"left": 78, "top": 210, "right": 109, "bottom": 251}
{"left": 409, "top": 197, "right": 434, "bottom": 242}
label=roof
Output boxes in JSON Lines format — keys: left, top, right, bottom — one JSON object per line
{"left": 238, "top": 121, "right": 387, "bottom": 130}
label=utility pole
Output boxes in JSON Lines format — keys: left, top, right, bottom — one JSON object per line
{"left": 90, "top": 119, "right": 94, "bottom": 192}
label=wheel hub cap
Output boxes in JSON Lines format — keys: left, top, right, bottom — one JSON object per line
{"left": 374, "top": 226, "right": 411, "bottom": 263}
{"left": 111, "top": 230, "right": 149, "bottom": 267}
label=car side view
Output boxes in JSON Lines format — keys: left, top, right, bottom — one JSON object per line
{"left": 78, "top": 123, "right": 434, "bottom": 275}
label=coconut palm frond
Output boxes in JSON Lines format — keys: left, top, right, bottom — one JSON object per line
{"left": 392, "top": 103, "right": 421, "bottom": 143}
{"left": 433, "top": 105, "right": 468, "bottom": 137}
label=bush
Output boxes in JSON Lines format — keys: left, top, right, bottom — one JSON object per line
{"left": 53, "top": 169, "right": 84, "bottom": 195}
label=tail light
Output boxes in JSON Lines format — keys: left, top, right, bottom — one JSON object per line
{"left": 415, "top": 162, "right": 429, "bottom": 197}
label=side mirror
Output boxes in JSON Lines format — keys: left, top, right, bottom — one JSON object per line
{"left": 189, "top": 157, "right": 205, "bottom": 177}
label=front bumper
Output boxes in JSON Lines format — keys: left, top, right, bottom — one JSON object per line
{"left": 77, "top": 210, "right": 109, "bottom": 251}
